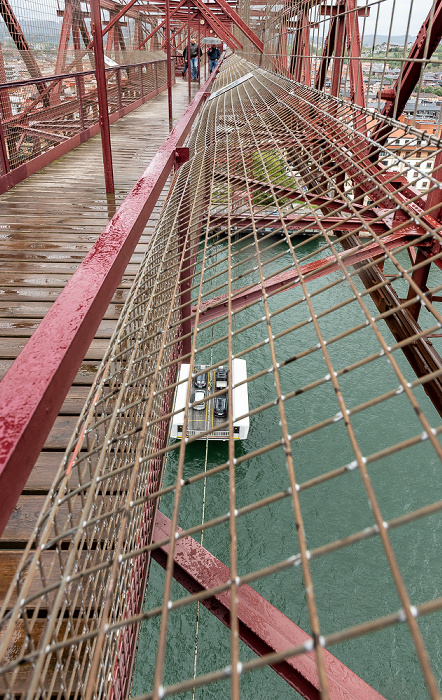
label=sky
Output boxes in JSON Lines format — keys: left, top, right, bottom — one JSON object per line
{"left": 360, "top": 0, "right": 435, "bottom": 37}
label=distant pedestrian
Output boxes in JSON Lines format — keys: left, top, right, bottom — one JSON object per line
{"left": 182, "top": 42, "right": 202, "bottom": 80}
{"left": 190, "top": 41, "right": 202, "bottom": 80}
{"left": 207, "top": 45, "right": 221, "bottom": 73}
{"left": 182, "top": 45, "right": 188, "bottom": 77}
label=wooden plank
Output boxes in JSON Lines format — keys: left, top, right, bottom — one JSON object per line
{"left": 0, "top": 338, "right": 110, "bottom": 360}
{"left": 0, "top": 287, "right": 130, "bottom": 303}
{"left": 0, "top": 251, "right": 145, "bottom": 264}
{"left": 1, "top": 496, "right": 48, "bottom": 543}
{"left": 0, "top": 319, "right": 117, "bottom": 339}
{"left": 44, "top": 416, "right": 83, "bottom": 450}
{"left": 0, "top": 359, "right": 102, "bottom": 384}
{"left": 0, "top": 262, "right": 141, "bottom": 275}
{"left": 0, "top": 619, "right": 70, "bottom": 695}
{"left": 0, "top": 301, "right": 124, "bottom": 319}
{"left": 23, "top": 451, "right": 65, "bottom": 492}
{"left": 0, "top": 273, "right": 134, "bottom": 287}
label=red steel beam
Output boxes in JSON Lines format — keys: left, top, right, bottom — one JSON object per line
{"left": 152, "top": 511, "right": 385, "bottom": 700}
{"left": 344, "top": 0, "right": 366, "bottom": 136}
{"left": 192, "top": 233, "right": 412, "bottom": 325}
{"left": 217, "top": 171, "right": 376, "bottom": 215}
{"left": 138, "top": 0, "right": 189, "bottom": 49}
{"left": 211, "top": 0, "right": 263, "bottom": 53}
{"left": 165, "top": 0, "right": 173, "bottom": 125}
{"left": 314, "top": 16, "right": 337, "bottom": 90}
{"left": 91, "top": 0, "right": 115, "bottom": 193}
{"left": 370, "top": 0, "right": 442, "bottom": 149}
{"left": 191, "top": 0, "right": 243, "bottom": 51}
{"left": 53, "top": 0, "right": 74, "bottom": 101}
{"left": 209, "top": 212, "right": 388, "bottom": 233}
{"left": 0, "top": 68, "right": 221, "bottom": 536}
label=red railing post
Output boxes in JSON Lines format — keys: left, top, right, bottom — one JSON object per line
{"left": 0, "top": 111, "right": 9, "bottom": 174}
{"left": 140, "top": 64, "right": 144, "bottom": 97}
{"left": 116, "top": 67, "right": 123, "bottom": 110}
{"left": 154, "top": 60, "right": 158, "bottom": 90}
{"left": 75, "top": 74, "right": 86, "bottom": 130}
{"left": 90, "top": 0, "right": 114, "bottom": 193}
{"left": 165, "top": 0, "right": 173, "bottom": 127}
{"left": 187, "top": 0, "right": 191, "bottom": 102}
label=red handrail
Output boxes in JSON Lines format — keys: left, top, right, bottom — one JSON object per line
{"left": 0, "top": 65, "right": 221, "bottom": 535}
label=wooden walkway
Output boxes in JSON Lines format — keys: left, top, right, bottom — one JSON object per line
{"left": 0, "top": 79, "right": 199, "bottom": 603}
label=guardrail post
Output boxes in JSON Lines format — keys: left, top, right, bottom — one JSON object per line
{"left": 140, "top": 64, "right": 144, "bottom": 97}
{"left": 0, "top": 112, "right": 10, "bottom": 174}
{"left": 116, "top": 67, "right": 123, "bottom": 110}
{"left": 90, "top": 0, "right": 114, "bottom": 193}
{"left": 154, "top": 60, "right": 158, "bottom": 90}
{"left": 165, "top": 0, "right": 173, "bottom": 127}
{"left": 75, "top": 74, "right": 86, "bottom": 129}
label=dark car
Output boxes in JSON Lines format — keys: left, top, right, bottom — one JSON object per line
{"left": 214, "top": 394, "right": 228, "bottom": 418}
{"left": 194, "top": 371, "right": 208, "bottom": 389}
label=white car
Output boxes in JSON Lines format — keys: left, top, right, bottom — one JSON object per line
{"left": 193, "top": 389, "right": 206, "bottom": 410}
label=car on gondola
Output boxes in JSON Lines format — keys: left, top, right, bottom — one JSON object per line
{"left": 215, "top": 367, "right": 228, "bottom": 390}
{"left": 214, "top": 394, "right": 228, "bottom": 418}
{"left": 192, "top": 389, "right": 206, "bottom": 410}
{"left": 194, "top": 371, "right": 208, "bottom": 389}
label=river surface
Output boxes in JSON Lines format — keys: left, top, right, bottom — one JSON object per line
{"left": 132, "top": 234, "right": 442, "bottom": 699}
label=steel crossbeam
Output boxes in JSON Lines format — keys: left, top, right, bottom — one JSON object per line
{"left": 152, "top": 511, "right": 386, "bottom": 700}
{"left": 192, "top": 233, "right": 412, "bottom": 324}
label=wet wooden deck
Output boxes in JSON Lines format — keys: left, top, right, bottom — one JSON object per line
{"left": 0, "top": 79, "right": 199, "bottom": 604}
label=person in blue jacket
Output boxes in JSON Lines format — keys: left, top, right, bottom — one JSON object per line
{"left": 207, "top": 45, "right": 221, "bottom": 73}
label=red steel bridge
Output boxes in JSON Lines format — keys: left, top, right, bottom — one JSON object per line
{"left": 0, "top": 0, "right": 442, "bottom": 698}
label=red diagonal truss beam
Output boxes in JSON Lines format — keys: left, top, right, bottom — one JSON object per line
{"left": 192, "top": 233, "right": 412, "bottom": 325}
{"left": 210, "top": 212, "right": 388, "bottom": 234}
{"left": 370, "top": 0, "right": 442, "bottom": 149}
{"left": 211, "top": 0, "right": 263, "bottom": 53}
{"left": 152, "top": 511, "right": 385, "bottom": 700}
{"left": 138, "top": 0, "right": 188, "bottom": 49}
{"left": 0, "top": 0, "right": 43, "bottom": 81}
{"left": 217, "top": 172, "right": 374, "bottom": 215}
{"left": 192, "top": 0, "right": 243, "bottom": 51}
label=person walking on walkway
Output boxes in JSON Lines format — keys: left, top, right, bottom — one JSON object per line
{"left": 207, "top": 45, "right": 221, "bottom": 73}
{"left": 182, "top": 42, "right": 202, "bottom": 80}
{"left": 190, "top": 41, "right": 202, "bottom": 80}
{"left": 181, "top": 46, "right": 188, "bottom": 78}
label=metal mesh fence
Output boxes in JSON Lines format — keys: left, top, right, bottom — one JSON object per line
{"left": 0, "top": 0, "right": 171, "bottom": 177}
{"left": 0, "top": 52, "right": 441, "bottom": 699}
{"left": 236, "top": 0, "right": 442, "bottom": 131}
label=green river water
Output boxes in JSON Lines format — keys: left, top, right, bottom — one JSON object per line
{"left": 132, "top": 235, "right": 442, "bottom": 699}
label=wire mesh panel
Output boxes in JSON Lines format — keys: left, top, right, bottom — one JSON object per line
{"left": 0, "top": 0, "right": 172, "bottom": 179}
{"left": 1, "top": 53, "right": 441, "bottom": 699}
{"left": 236, "top": 0, "right": 442, "bottom": 130}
